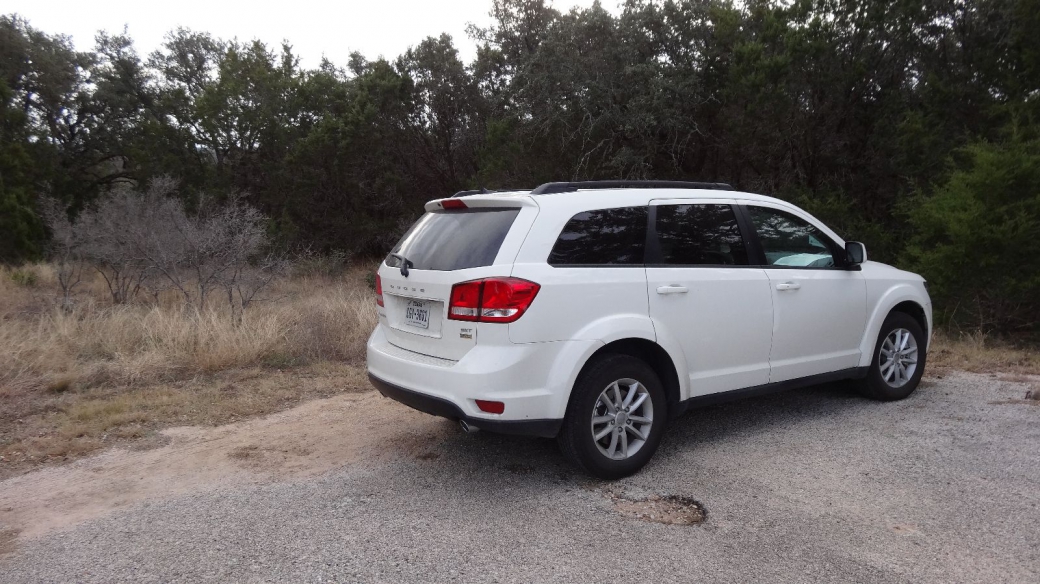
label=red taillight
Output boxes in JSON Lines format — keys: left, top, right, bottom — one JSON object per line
{"left": 475, "top": 400, "right": 505, "bottom": 414}
{"left": 375, "top": 273, "right": 384, "bottom": 307}
{"left": 440, "top": 199, "right": 468, "bottom": 210}
{"left": 448, "top": 277, "right": 540, "bottom": 323}
{"left": 448, "top": 280, "right": 482, "bottom": 321}
{"left": 479, "top": 278, "right": 540, "bottom": 322}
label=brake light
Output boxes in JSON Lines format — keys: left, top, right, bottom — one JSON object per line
{"left": 440, "top": 199, "right": 468, "bottom": 210}
{"left": 448, "top": 278, "right": 540, "bottom": 323}
{"left": 375, "top": 273, "right": 384, "bottom": 307}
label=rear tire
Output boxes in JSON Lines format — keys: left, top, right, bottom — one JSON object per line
{"left": 558, "top": 354, "right": 667, "bottom": 479}
{"left": 858, "top": 311, "right": 927, "bottom": 401}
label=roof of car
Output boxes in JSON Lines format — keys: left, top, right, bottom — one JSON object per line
{"left": 428, "top": 185, "right": 845, "bottom": 245}
{"left": 438, "top": 186, "right": 792, "bottom": 207}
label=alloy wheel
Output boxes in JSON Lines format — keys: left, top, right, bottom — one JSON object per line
{"left": 591, "top": 378, "right": 654, "bottom": 460}
{"left": 879, "top": 328, "right": 918, "bottom": 388}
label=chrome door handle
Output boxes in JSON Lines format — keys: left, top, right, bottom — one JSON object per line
{"left": 657, "top": 285, "right": 689, "bottom": 295}
{"left": 775, "top": 282, "right": 801, "bottom": 291}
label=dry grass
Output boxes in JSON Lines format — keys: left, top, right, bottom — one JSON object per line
{"left": 0, "top": 264, "right": 377, "bottom": 390}
{"left": 0, "top": 263, "right": 377, "bottom": 478}
{"left": 928, "top": 330, "right": 1040, "bottom": 377}
{"left": 3, "top": 262, "right": 1039, "bottom": 478}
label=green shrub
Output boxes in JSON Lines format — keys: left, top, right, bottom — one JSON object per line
{"left": 905, "top": 138, "right": 1040, "bottom": 332}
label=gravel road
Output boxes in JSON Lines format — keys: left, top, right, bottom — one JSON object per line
{"left": 2, "top": 371, "right": 1039, "bottom": 583}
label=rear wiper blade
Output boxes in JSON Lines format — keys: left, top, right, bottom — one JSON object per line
{"left": 389, "top": 253, "right": 414, "bottom": 277}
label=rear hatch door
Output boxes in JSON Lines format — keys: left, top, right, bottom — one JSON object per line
{"left": 378, "top": 196, "right": 536, "bottom": 361}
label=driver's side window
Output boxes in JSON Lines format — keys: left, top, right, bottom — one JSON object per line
{"left": 747, "top": 206, "right": 840, "bottom": 268}
{"left": 654, "top": 204, "right": 750, "bottom": 266}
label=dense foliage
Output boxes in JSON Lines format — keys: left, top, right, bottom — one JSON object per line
{"left": 1, "top": 1, "right": 1039, "bottom": 332}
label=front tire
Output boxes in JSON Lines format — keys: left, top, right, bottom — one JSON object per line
{"left": 558, "top": 354, "right": 667, "bottom": 479}
{"left": 858, "top": 312, "right": 927, "bottom": 401}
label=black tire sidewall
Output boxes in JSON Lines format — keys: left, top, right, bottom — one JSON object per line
{"left": 560, "top": 354, "right": 667, "bottom": 479}
{"left": 865, "top": 312, "right": 927, "bottom": 400}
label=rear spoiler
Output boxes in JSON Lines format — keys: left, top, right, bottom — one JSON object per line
{"left": 424, "top": 195, "right": 537, "bottom": 213}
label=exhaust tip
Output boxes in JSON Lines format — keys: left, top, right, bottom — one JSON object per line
{"left": 459, "top": 419, "right": 480, "bottom": 434}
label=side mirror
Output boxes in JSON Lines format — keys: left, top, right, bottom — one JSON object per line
{"left": 845, "top": 241, "right": 867, "bottom": 266}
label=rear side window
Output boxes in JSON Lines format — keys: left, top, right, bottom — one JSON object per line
{"left": 548, "top": 206, "right": 648, "bottom": 266}
{"left": 387, "top": 209, "right": 520, "bottom": 271}
{"left": 654, "top": 204, "right": 749, "bottom": 266}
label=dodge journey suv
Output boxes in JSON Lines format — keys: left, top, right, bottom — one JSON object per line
{"left": 367, "top": 181, "right": 931, "bottom": 478}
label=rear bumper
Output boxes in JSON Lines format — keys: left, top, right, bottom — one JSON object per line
{"left": 368, "top": 373, "right": 562, "bottom": 438}
{"left": 366, "top": 324, "right": 600, "bottom": 436}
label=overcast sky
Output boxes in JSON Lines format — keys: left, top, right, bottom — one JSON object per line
{"left": 7, "top": 0, "right": 618, "bottom": 67}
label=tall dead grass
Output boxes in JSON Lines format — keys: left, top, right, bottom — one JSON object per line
{"left": 0, "top": 263, "right": 378, "bottom": 393}
{"left": 929, "top": 329, "right": 1040, "bottom": 376}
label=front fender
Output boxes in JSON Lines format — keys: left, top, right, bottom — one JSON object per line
{"left": 859, "top": 284, "right": 932, "bottom": 367}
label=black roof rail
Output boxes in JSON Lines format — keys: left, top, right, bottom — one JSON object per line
{"left": 530, "top": 180, "right": 733, "bottom": 195}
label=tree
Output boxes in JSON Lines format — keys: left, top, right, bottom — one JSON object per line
{"left": 5, "top": 1, "right": 1040, "bottom": 331}
{"left": 0, "top": 78, "right": 43, "bottom": 262}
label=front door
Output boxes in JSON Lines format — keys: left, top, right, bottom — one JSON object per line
{"left": 645, "top": 201, "right": 774, "bottom": 397}
{"left": 742, "top": 204, "right": 867, "bottom": 382}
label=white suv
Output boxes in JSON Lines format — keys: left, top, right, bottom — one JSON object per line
{"left": 367, "top": 181, "right": 931, "bottom": 478}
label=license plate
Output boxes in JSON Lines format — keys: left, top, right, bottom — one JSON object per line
{"left": 403, "top": 299, "right": 431, "bottom": 329}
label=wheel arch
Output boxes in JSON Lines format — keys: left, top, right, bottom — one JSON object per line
{"left": 890, "top": 300, "right": 929, "bottom": 345}
{"left": 572, "top": 338, "right": 683, "bottom": 420}
{"left": 859, "top": 286, "right": 932, "bottom": 367}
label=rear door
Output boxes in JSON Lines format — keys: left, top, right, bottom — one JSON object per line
{"left": 645, "top": 200, "right": 773, "bottom": 396}
{"left": 378, "top": 199, "right": 535, "bottom": 360}
{"left": 740, "top": 203, "right": 866, "bottom": 382}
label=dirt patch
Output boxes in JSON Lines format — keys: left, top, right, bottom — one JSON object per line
{"left": 0, "top": 390, "right": 452, "bottom": 543}
{"left": 0, "top": 363, "right": 371, "bottom": 480}
{"left": 988, "top": 399, "right": 1040, "bottom": 406}
{"left": 607, "top": 491, "right": 706, "bottom": 526}
{"left": 228, "top": 444, "right": 262, "bottom": 460}
{"left": 0, "top": 528, "right": 20, "bottom": 557}
{"left": 998, "top": 374, "right": 1040, "bottom": 384}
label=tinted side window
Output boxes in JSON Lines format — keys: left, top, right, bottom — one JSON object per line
{"left": 655, "top": 204, "right": 749, "bottom": 265}
{"left": 387, "top": 209, "right": 520, "bottom": 271}
{"left": 548, "top": 206, "right": 648, "bottom": 266}
{"left": 747, "top": 206, "right": 839, "bottom": 268}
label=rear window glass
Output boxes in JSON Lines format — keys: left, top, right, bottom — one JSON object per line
{"left": 548, "top": 206, "right": 648, "bottom": 266}
{"left": 387, "top": 208, "right": 520, "bottom": 271}
{"left": 655, "top": 204, "right": 749, "bottom": 265}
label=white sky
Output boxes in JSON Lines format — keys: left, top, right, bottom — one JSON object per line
{"left": 6, "top": 0, "right": 619, "bottom": 67}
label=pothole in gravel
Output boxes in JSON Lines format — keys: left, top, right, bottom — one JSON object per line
{"left": 606, "top": 492, "right": 706, "bottom": 525}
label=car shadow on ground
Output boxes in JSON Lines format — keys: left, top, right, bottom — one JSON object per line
{"left": 406, "top": 380, "right": 884, "bottom": 485}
